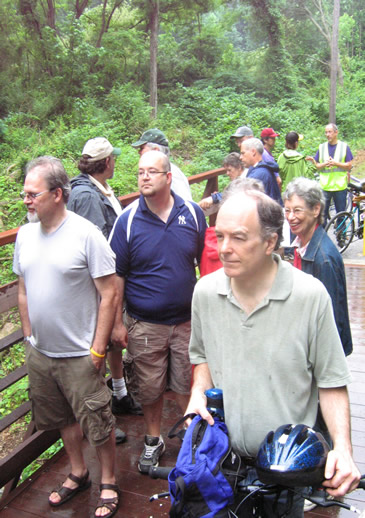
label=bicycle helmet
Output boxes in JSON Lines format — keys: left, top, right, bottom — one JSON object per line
{"left": 255, "top": 424, "right": 330, "bottom": 487}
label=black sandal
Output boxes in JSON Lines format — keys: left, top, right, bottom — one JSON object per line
{"left": 94, "top": 483, "right": 121, "bottom": 518}
{"left": 49, "top": 470, "right": 91, "bottom": 507}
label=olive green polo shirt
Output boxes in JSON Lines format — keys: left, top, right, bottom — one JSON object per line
{"left": 189, "top": 255, "right": 351, "bottom": 457}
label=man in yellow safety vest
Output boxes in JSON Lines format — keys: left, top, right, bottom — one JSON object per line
{"left": 306, "top": 123, "right": 353, "bottom": 225}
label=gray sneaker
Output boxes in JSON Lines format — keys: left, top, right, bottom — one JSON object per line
{"left": 138, "top": 435, "right": 165, "bottom": 474}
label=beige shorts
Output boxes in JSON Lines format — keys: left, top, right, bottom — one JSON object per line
{"left": 26, "top": 346, "right": 115, "bottom": 447}
{"left": 123, "top": 314, "right": 192, "bottom": 405}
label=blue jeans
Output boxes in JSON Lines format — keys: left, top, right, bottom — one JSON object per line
{"left": 323, "top": 189, "right": 347, "bottom": 226}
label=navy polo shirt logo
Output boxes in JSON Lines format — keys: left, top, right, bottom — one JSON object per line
{"left": 178, "top": 215, "right": 187, "bottom": 225}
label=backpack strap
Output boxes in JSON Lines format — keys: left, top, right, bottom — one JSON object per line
{"left": 169, "top": 477, "right": 187, "bottom": 518}
{"left": 168, "top": 413, "right": 197, "bottom": 439}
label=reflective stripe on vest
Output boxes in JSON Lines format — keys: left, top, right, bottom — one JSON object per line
{"left": 318, "top": 140, "right": 348, "bottom": 191}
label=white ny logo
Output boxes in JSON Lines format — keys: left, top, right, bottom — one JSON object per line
{"left": 178, "top": 215, "right": 186, "bottom": 225}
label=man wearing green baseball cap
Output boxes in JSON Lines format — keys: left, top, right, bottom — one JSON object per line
{"left": 132, "top": 129, "right": 192, "bottom": 201}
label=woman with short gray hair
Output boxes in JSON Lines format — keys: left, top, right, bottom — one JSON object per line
{"left": 283, "top": 177, "right": 352, "bottom": 357}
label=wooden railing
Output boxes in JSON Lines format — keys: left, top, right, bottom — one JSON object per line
{"left": 0, "top": 166, "right": 225, "bottom": 502}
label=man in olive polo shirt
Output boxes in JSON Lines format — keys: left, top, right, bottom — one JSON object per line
{"left": 187, "top": 186, "right": 360, "bottom": 517}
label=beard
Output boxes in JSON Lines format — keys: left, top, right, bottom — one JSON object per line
{"left": 27, "top": 212, "right": 40, "bottom": 223}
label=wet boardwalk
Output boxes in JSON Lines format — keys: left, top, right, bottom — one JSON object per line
{"left": 1, "top": 264, "right": 365, "bottom": 518}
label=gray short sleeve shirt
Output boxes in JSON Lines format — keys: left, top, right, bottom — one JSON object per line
{"left": 13, "top": 211, "right": 116, "bottom": 357}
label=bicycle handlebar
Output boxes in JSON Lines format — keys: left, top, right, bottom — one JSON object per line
{"left": 359, "top": 478, "right": 365, "bottom": 490}
{"left": 348, "top": 180, "right": 365, "bottom": 193}
{"left": 149, "top": 465, "right": 365, "bottom": 515}
{"left": 149, "top": 466, "right": 172, "bottom": 480}
{"left": 149, "top": 464, "right": 365, "bottom": 489}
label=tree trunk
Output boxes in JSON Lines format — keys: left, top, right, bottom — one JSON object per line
{"left": 75, "top": 0, "right": 89, "bottom": 19}
{"left": 149, "top": 0, "right": 159, "bottom": 119}
{"left": 329, "top": 0, "right": 340, "bottom": 123}
{"left": 45, "top": 0, "right": 56, "bottom": 29}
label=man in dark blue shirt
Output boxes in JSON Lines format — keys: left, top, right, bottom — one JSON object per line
{"left": 109, "top": 150, "right": 206, "bottom": 474}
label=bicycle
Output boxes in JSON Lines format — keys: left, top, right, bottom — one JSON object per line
{"left": 325, "top": 179, "right": 365, "bottom": 254}
{"left": 149, "top": 395, "right": 365, "bottom": 517}
{"left": 149, "top": 464, "right": 365, "bottom": 517}
{"left": 314, "top": 173, "right": 360, "bottom": 217}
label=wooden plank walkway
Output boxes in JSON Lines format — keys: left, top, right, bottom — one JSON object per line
{"left": 1, "top": 264, "right": 365, "bottom": 517}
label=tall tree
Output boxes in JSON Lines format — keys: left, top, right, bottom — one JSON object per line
{"left": 244, "top": 0, "right": 296, "bottom": 98}
{"left": 329, "top": 0, "right": 340, "bottom": 122}
{"left": 148, "top": 0, "right": 159, "bottom": 118}
{"left": 134, "top": 0, "right": 218, "bottom": 117}
{"left": 295, "top": 0, "right": 343, "bottom": 84}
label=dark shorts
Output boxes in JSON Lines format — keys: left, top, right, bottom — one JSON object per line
{"left": 123, "top": 313, "right": 192, "bottom": 405}
{"left": 26, "top": 346, "right": 115, "bottom": 447}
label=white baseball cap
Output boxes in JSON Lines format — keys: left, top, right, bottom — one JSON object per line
{"left": 82, "top": 137, "right": 121, "bottom": 162}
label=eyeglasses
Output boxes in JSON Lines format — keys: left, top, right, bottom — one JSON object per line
{"left": 20, "top": 189, "right": 53, "bottom": 200}
{"left": 284, "top": 207, "right": 307, "bottom": 216}
{"left": 137, "top": 169, "right": 168, "bottom": 177}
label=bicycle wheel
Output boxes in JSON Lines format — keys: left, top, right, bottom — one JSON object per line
{"left": 325, "top": 211, "right": 355, "bottom": 253}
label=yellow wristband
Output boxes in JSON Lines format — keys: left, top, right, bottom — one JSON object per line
{"left": 90, "top": 347, "right": 106, "bottom": 358}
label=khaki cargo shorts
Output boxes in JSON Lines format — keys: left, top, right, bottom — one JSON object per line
{"left": 26, "top": 346, "right": 115, "bottom": 447}
{"left": 123, "top": 313, "right": 192, "bottom": 405}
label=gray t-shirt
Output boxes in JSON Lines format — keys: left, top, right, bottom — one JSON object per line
{"left": 13, "top": 211, "right": 116, "bottom": 358}
{"left": 189, "top": 256, "right": 351, "bottom": 457}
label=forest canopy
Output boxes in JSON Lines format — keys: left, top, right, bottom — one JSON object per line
{"left": 0, "top": 0, "right": 364, "bottom": 239}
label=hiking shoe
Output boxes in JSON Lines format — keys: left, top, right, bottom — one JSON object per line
{"left": 111, "top": 394, "right": 143, "bottom": 416}
{"left": 138, "top": 435, "right": 165, "bottom": 474}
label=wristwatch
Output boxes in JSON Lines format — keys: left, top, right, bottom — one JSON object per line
{"left": 23, "top": 336, "right": 32, "bottom": 343}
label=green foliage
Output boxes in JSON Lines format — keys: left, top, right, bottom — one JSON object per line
{"left": 20, "top": 439, "right": 64, "bottom": 483}
{"left": 0, "top": 0, "right": 363, "bottom": 286}
{"left": 0, "top": 341, "right": 24, "bottom": 377}
{"left": 0, "top": 376, "right": 28, "bottom": 418}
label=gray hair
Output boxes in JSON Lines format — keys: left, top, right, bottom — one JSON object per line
{"left": 221, "top": 189, "right": 283, "bottom": 251}
{"left": 326, "top": 123, "right": 338, "bottom": 132}
{"left": 25, "top": 156, "right": 71, "bottom": 203}
{"left": 283, "top": 177, "right": 325, "bottom": 224}
{"left": 222, "top": 176, "right": 265, "bottom": 203}
{"left": 241, "top": 137, "right": 264, "bottom": 155}
{"left": 144, "top": 141, "right": 170, "bottom": 157}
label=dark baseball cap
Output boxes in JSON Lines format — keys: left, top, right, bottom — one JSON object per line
{"left": 131, "top": 128, "right": 169, "bottom": 148}
{"left": 231, "top": 126, "right": 254, "bottom": 138}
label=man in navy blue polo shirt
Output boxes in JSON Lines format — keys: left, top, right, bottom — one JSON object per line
{"left": 109, "top": 150, "right": 207, "bottom": 473}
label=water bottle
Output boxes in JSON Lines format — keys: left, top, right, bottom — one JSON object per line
{"left": 205, "top": 387, "right": 224, "bottom": 420}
